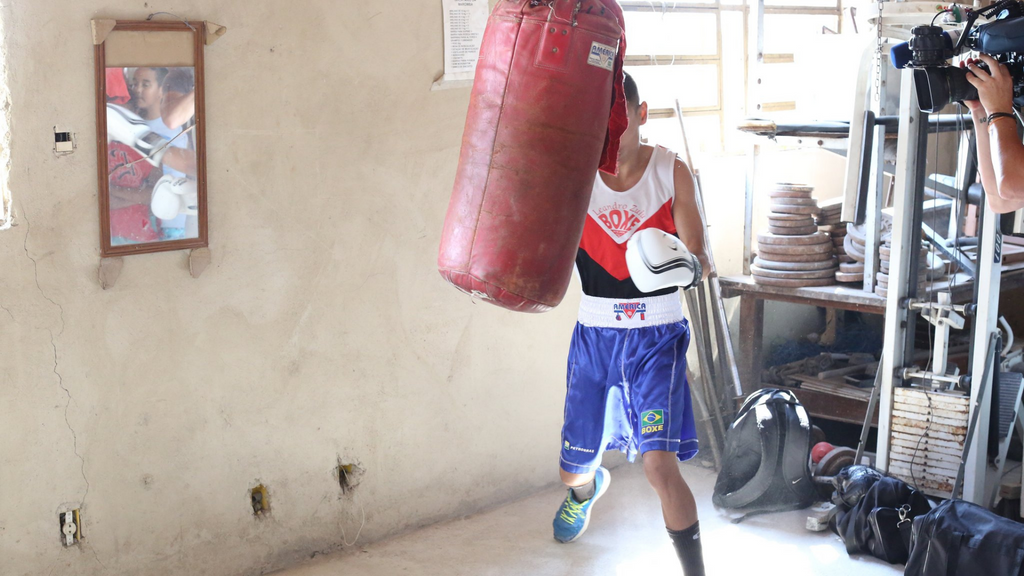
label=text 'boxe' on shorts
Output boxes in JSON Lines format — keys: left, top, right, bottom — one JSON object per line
{"left": 560, "top": 293, "right": 699, "bottom": 475}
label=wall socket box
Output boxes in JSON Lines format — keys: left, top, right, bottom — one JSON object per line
{"left": 53, "top": 129, "right": 74, "bottom": 154}
{"left": 58, "top": 509, "right": 82, "bottom": 546}
{"left": 337, "top": 462, "right": 363, "bottom": 493}
{"left": 250, "top": 485, "right": 270, "bottom": 516}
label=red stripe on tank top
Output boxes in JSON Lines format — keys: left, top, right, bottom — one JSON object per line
{"left": 578, "top": 200, "right": 677, "bottom": 281}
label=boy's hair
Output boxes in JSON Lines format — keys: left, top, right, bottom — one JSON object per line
{"left": 162, "top": 67, "right": 195, "bottom": 95}
{"left": 143, "top": 67, "right": 170, "bottom": 87}
{"left": 623, "top": 71, "right": 640, "bottom": 109}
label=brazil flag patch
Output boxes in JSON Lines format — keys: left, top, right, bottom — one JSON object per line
{"left": 641, "top": 410, "right": 665, "bottom": 434}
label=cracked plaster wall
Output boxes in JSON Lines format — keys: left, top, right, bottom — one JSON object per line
{"left": 0, "top": 2, "right": 577, "bottom": 575}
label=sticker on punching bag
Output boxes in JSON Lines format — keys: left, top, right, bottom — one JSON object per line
{"left": 588, "top": 41, "right": 616, "bottom": 71}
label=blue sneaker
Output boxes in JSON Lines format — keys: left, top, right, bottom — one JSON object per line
{"left": 553, "top": 466, "right": 610, "bottom": 543}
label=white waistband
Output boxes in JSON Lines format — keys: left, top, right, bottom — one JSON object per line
{"left": 578, "top": 293, "right": 684, "bottom": 328}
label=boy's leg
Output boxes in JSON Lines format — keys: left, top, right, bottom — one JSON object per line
{"left": 554, "top": 323, "right": 625, "bottom": 542}
{"left": 643, "top": 450, "right": 704, "bottom": 576}
{"left": 641, "top": 450, "right": 697, "bottom": 530}
{"left": 561, "top": 469, "right": 596, "bottom": 499}
{"left": 630, "top": 321, "right": 704, "bottom": 575}
{"left": 553, "top": 464, "right": 611, "bottom": 543}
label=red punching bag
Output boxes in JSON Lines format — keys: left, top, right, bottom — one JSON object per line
{"left": 438, "top": 0, "right": 627, "bottom": 313}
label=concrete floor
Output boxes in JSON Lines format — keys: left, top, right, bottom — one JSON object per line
{"left": 273, "top": 460, "right": 900, "bottom": 576}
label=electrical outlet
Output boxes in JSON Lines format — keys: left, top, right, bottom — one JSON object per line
{"left": 53, "top": 128, "right": 75, "bottom": 154}
{"left": 58, "top": 509, "right": 82, "bottom": 546}
{"left": 250, "top": 484, "right": 270, "bottom": 517}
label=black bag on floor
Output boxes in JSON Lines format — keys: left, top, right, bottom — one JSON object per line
{"left": 832, "top": 465, "right": 883, "bottom": 508}
{"left": 906, "top": 499, "right": 1024, "bottom": 576}
{"left": 713, "top": 388, "right": 815, "bottom": 514}
{"left": 830, "top": 476, "right": 932, "bottom": 565}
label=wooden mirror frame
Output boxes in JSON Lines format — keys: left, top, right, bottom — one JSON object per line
{"left": 95, "top": 20, "right": 208, "bottom": 257}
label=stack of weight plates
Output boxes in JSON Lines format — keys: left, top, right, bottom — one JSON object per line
{"left": 815, "top": 198, "right": 843, "bottom": 227}
{"left": 822, "top": 225, "right": 848, "bottom": 261}
{"left": 876, "top": 239, "right": 940, "bottom": 298}
{"left": 768, "top": 183, "right": 820, "bottom": 217}
{"left": 878, "top": 235, "right": 893, "bottom": 275}
{"left": 843, "top": 223, "right": 869, "bottom": 264}
{"left": 836, "top": 223, "right": 868, "bottom": 284}
{"left": 766, "top": 211, "right": 817, "bottom": 235}
{"left": 753, "top": 231, "right": 837, "bottom": 287}
{"left": 752, "top": 184, "right": 837, "bottom": 287}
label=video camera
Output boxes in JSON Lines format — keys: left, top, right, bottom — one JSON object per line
{"left": 893, "top": 0, "right": 1024, "bottom": 112}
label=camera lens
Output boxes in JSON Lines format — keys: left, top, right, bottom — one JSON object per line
{"left": 914, "top": 67, "right": 979, "bottom": 112}
{"left": 910, "top": 25, "right": 952, "bottom": 66}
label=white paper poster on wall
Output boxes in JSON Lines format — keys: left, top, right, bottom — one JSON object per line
{"left": 433, "top": 0, "right": 488, "bottom": 90}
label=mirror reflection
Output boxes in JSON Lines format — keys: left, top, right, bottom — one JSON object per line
{"left": 105, "top": 65, "right": 198, "bottom": 246}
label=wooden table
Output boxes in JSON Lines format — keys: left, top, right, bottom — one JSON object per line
{"left": 720, "top": 265, "right": 1024, "bottom": 424}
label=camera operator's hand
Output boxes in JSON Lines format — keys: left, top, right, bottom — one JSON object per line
{"left": 959, "top": 60, "right": 985, "bottom": 115}
{"left": 965, "top": 54, "right": 1015, "bottom": 117}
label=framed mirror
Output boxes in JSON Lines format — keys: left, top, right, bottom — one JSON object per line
{"left": 95, "top": 20, "right": 207, "bottom": 256}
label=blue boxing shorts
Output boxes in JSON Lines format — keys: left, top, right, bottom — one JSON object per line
{"left": 559, "top": 293, "right": 699, "bottom": 475}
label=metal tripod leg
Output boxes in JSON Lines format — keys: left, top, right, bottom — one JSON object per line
{"left": 687, "top": 365, "right": 722, "bottom": 470}
{"left": 675, "top": 99, "right": 744, "bottom": 403}
{"left": 685, "top": 289, "right": 727, "bottom": 462}
{"left": 990, "top": 377, "right": 1024, "bottom": 508}
{"left": 954, "top": 332, "right": 998, "bottom": 500}
{"left": 855, "top": 351, "right": 885, "bottom": 466}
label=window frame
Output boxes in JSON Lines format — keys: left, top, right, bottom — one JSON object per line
{"left": 618, "top": 0, "right": 842, "bottom": 152}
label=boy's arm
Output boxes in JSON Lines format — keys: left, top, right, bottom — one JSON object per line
{"left": 671, "top": 158, "right": 711, "bottom": 281}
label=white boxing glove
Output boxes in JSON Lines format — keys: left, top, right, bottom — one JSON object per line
{"left": 151, "top": 175, "right": 198, "bottom": 220}
{"left": 106, "top": 104, "right": 170, "bottom": 167}
{"left": 626, "top": 228, "right": 703, "bottom": 293}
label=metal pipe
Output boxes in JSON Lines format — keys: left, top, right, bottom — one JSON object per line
{"left": 875, "top": 115, "right": 977, "bottom": 130}
{"left": 899, "top": 369, "right": 970, "bottom": 387}
{"left": 904, "top": 299, "right": 976, "bottom": 316}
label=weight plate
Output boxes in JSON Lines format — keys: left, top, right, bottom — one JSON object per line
{"left": 814, "top": 446, "right": 857, "bottom": 478}
{"left": 753, "top": 256, "right": 839, "bottom": 271}
{"left": 758, "top": 232, "right": 830, "bottom": 246}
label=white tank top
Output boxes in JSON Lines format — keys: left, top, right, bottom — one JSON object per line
{"left": 576, "top": 145, "right": 680, "bottom": 299}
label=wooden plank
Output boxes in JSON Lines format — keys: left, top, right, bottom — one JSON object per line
{"left": 738, "top": 295, "right": 764, "bottom": 396}
{"left": 893, "top": 416, "right": 967, "bottom": 435}
{"left": 891, "top": 445, "right": 962, "bottom": 464}
{"left": 893, "top": 392, "right": 971, "bottom": 415}
{"left": 791, "top": 375, "right": 872, "bottom": 401}
{"left": 894, "top": 403, "right": 970, "bottom": 420}
{"left": 892, "top": 431, "right": 965, "bottom": 449}
{"left": 891, "top": 438, "right": 964, "bottom": 458}
{"left": 889, "top": 467, "right": 955, "bottom": 496}
{"left": 893, "top": 403, "right": 972, "bottom": 420}
{"left": 721, "top": 266, "right": 1024, "bottom": 312}
{"left": 817, "top": 363, "right": 874, "bottom": 380}
{"left": 776, "top": 385, "right": 876, "bottom": 426}
{"left": 894, "top": 396, "right": 970, "bottom": 412}
{"left": 892, "top": 410, "right": 968, "bottom": 426}
{"left": 893, "top": 423, "right": 965, "bottom": 443}
{"left": 890, "top": 452, "right": 961, "bottom": 473}
{"left": 720, "top": 275, "right": 885, "bottom": 313}
{"left": 895, "top": 388, "right": 970, "bottom": 405}
{"left": 889, "top": 463, "right": 956, "bottom": 485}
{"left": 763, "top": 53, "right": 794, "bottom": 64}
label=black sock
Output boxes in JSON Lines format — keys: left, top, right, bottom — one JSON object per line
{"left": 668, "top": 521, "right": 705, "bottom": 576}
{"left": 570, "top": 478, "right": 596, "bottom": 501}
